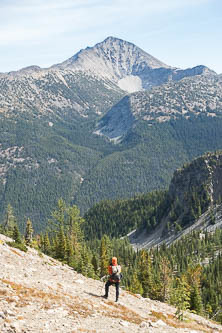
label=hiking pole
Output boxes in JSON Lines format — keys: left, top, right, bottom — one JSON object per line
{"left": 100, "top": 275, "right": 109, "bottom": 295}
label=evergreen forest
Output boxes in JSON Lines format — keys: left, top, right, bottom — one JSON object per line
{"left": 1, "top": 198, "right": 222, "bottom": 324}
{"left": 2, "top": 113, "right": 222, "bottom": 233}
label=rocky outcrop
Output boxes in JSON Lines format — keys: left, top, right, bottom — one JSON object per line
{"left": 1, "top": 234, "right": 221, "bottom": 333}
{"left": 129, "top": 152, "right": 222, "bottom": 249}
{"left": 169, "top": 152, "right": 222, "bottom": 215}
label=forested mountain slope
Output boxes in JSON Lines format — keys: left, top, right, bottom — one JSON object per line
{"left": 83, "top": 151, "right": 222, "bottom": 247}
{"left": 0, "top": 37, "right": 221, "bottom": 231}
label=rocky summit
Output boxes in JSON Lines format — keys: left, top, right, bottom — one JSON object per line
{"left": 1, "top": 234, "right": 222, "bottom": 333}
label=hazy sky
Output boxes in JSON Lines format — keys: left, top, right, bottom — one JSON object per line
{"left": 0, "top": 0, "right": 221, "bottom": 73}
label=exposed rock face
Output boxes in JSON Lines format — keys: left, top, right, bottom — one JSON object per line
{"left": 1, "top": 234, "right": 221, "bottom": 333}
{"left": 129, "top": 152, "right": 222, "bottom": 249}
{"left": 0, "top": 36, "right": 216, "bottom": 122}
{"left": 169, "top": 152, "right": 222, "bottom": 212}
{"left": 56, "top": 37, "right": 216, "bottom": 92}
{"left": 166, "top": 152, "right": 222, "bottom": 231}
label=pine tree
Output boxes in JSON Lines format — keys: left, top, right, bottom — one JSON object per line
{"left": 159, "top": 257, "right": 173, "bottom": 302}
{"left": 65, "top": 235, "right": 74, "bottom": 265}
{"left": 78, "top": 244, "right": 95, "bottom": 278}
{"left": 170, "top": 275, "right": 190, "bottom": 321}
{"left": 186, "top": 265, "right": 203, "bottom": 314}
{"left": 12, "top": 222, "right": 22, "bottom": 244}
{"left": 43, "top": 232, "right": 51, "bottom": 255}
{"left": 130, "top": 271, "right": 143, "bottom": 295}
{"left": 137, "top": 250, "right": 154, "bottom": 298}
{"left": 3, "top": 204, "right": 16, "bottom": 237}
{"left": 91, "top": 254, "right": 99, "bottom": 276}
{"left": 56, "top": 225, "right": 66, "bottom": 260}
{"left": 100, "top": 235, "right": 110, "bottom": 277}
{"left": 24, "top": 218, "right": 33, "bottom": 246}
{"left": 49, "top": 198, "right": 66, "bottom": 233}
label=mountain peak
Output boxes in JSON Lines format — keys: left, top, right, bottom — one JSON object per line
{"left": 55, "top": 36, "right": 171, "bottom": 92}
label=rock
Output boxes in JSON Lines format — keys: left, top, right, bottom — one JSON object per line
{"left": 152, "top": 319, "right": 167, "bottom": 327}
{"left": 0, "top": 311, "right": 6, "bottom": 319}
{"left": 140, "top": 321, "right": 149, "bottom": 328}
{"left": 4, "top": 310, "right": 15, "bottom": 317}
{"left": 119, "top": 320, "right": 129, "bottom": 327}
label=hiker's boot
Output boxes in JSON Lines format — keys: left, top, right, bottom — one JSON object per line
{"left": 115, "top": 298, "right": 118, "bottom": 302}
{"left": 102, "top": 295, "right": 108, "bottom": 299}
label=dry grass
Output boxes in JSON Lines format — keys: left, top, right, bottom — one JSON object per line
{"left": 1, "top": 279, "right": 62, "bottom": 305}
{"left": 102, "top": 301, "right": 145, "bottom": 325}
{"left": 68, "top": 297, "right": 94, "bottom": 318}
{"left": 17, "top": 316, "right": 25, "bottom": 320}
{"left": 1, "top": 279, "right": 95, "bottom": 319}
{"left": 0, "top": 288, "right": 8, "bottom": 296}
{"left": 72, "top": 328, "right": 96, "bottom": 333}
{"left": 8, "top": 248, "right": 23, "bottom": 257}
{"left": 150, "top": 310, "right": 216, "bottom": 332}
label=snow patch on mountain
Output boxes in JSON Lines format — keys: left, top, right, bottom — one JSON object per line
{"left": 118, "top": 75, "right": 143, "bottom": 93}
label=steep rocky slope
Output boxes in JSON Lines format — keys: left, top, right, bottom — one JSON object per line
{"left": 129, "top": 152, "right": 222, "bottom": 249}
{"left": 0, "top": 36, "right": 214, "bottom": 122}
{"left": 1, "top": 234, "right": 222, "bottom": 333}
{"left": 56, "top": 37, "right": 214, "bottom": 92}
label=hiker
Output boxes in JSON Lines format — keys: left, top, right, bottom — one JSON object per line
{"left": 103, "top": 256, "right": 122, "bottom": 302}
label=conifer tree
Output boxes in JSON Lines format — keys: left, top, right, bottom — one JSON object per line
{"left": 138, "top": 250, "right": 154, "bottom": 298}
{"left": 25, "top": 218, "right": 33, "bottom": 246}
{"left": 56, "top": 225, "right": 66, "bottom": 260}
{"left": 78, "top": 244, "right": 95, "bottom": 278}
{"left": 49, "top": 198, "right": 66, "bottom": 233}
{"left": 12, "top": 222, "right": 22, "bottom": 244}
{"left": 130, "top": 271, "right": 143, "bottom": 295}
{"left": 159, "top": 257, "right": 173, "bottom": 302}
{"left": 3, "top": 204, "right": 16, "bottom": 237}
{"left": 100, "top": 235, "right": 110, "bottom": 277}
{"left": 91, "top": 254, "right": 99, "bottom": 276}
{"left": 170, "top": 275, "right": 190, "bottom": 321}
{"left": 186, "top": 265, "right": 203, "bottom": 314}
{"left": 43, "top": 232, "right": 51, "bottom": 255}
{"left": 65, "top": 235, "right": 74, "bottom": 265}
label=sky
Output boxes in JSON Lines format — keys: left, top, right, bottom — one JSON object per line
{"left": 0, "top": 0, "right": 221, "bottom": 73}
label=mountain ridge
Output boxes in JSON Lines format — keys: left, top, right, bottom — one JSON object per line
{"left": 1, "top": 37, "right": 215, "bottom": 93}
{"left": 0, "top": 36, "right": 221, "bottom": 229}
{"left": 96, "top": 74, "right": 222, "bottom": 141}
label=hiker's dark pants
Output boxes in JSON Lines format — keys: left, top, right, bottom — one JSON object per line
{"left": 105, "top": 280, "right": 119, "bottom": 300}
